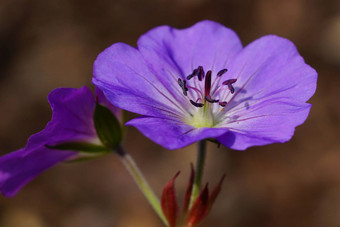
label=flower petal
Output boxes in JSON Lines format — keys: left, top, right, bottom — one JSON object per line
{"left": 138, "top": 20, "right": 243, "bottom": 77}
{"left": 216, "top": 100, "right": 312, "bottom": 150}
{"left": 222, "top": 35, "right": 317, "bottom": 110}
{"left": 93, "top": 43, "right": 187, "bottom": 119}
{"left": 0, "top": 86, "right": 97, "bottom": 196}
{"left": 214, "top": 35, "right": 317, "bottom": 150}
{"left": 126, "top": 117, "right": 227, "bottom": 150}
{"left": 0, "top": 148, "right": 72, "bottom": 197}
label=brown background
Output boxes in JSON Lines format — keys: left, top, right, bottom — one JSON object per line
{"left": 0, "top": 0, "right": 339, "bottom": 226}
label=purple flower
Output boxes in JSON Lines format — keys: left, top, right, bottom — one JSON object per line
{"left": 93, "top": 20, "right": 317, "bottom": 150}
{"left": 0, "top": 86, "right": 119, "bottom": 197}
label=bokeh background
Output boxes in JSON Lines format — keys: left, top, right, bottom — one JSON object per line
{"left": 0, "top": 0, "right": 339, "bottom": 226}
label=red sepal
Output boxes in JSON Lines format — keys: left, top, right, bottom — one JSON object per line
{"left": 161, "top": 171, "right": 180, "bottom": 227}
{"left": 186, "top": 184, "right": 210, "bottom": 227}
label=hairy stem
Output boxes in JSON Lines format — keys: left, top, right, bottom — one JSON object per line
{"left": 116, "top": 147, "right": 168, "bottom": 226}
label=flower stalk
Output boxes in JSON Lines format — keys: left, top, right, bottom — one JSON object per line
{"left": 116, "top": 146, "right": 169, "bottom": 226}
{"left": 189, "top": 140, "right": 207, "bottom": 209}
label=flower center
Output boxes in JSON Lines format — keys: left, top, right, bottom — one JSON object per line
{"left": 177, "top": 66, "right": 237, "bottom": 128}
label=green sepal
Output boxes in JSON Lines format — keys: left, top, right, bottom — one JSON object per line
{"left": 65, "top": 153, "right": 107, "bottom": 163}
{"left": 46, "top": 142, "right": 108, "bottom": 153}
{"left": 94, "top": 103, "right": 122, "bottom": 150}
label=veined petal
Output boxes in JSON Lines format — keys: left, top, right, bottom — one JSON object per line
{"left": 216, "top": 100, "right": 312, "bottom": 150}
{"left": 222, "top": 35, "right": 317, "bottom": 111}
{"left": 212, "top": 35, "right": 317, "bottom": 150}
{"left": 93, "top": 43, "right": 188, "bottom": 119}
{"left": 126, "top": 117, "right": 227, "bottom": 150}
{"left": 138, "top": 20, "right": 243, "bottom": 77}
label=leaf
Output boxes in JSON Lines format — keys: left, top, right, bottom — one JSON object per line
{"left": 161, "top": 171, "right": 180, "bottom": 227}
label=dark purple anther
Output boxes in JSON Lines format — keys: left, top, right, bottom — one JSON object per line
{"left": 222, "top": 78, "right": 237, "bottom": 94}
{"left": 219, "top": 101, "right": 227, "bottom": 107}
{"left": 186, "top": 68, "right": 198, "bottom": 80}
{"left": 197, "top": 66, "right": 204, "bottom": 81}
{"left": 205, "top": 95, "right": 219, "bottom": 103}
{"left": 190, "top": 100, "right": 204, "bottom": 108}
{"left": 204, "top": 70, "right": 212, "bottom": 97}
{"left": 178, "top": 78, "right": 189, "bottom": 96}
{"left": 217, "top": 68, "right": 228, "bottom": 77}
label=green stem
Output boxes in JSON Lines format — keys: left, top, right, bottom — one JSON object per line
{"left": 189, "top": 140, "right": 207, "bottom": 209}
{"left": 116, "top": 147, "right": 168, "bottom": 226}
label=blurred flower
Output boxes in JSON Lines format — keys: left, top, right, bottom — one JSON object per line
{"left": 0, "top": 86, "right": 121, "bottom": 197}
{"left": 93, "top": 20, "right": 317, "bottom": 150}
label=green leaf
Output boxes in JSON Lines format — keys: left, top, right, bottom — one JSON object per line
{"left": 94, "top": 104, "right": 122, "bottom": 150}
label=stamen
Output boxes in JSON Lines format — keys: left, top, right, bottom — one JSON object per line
{"left": 222, "top": 79, "right": 237, "bottom": 94}
{"left": 217, "top": 69, "right": 228, "bottom": 77}
{"left": 190, "top": 99, "right": 204, "bottom": 108}
{"left": 205, "top": 95, "right": 219, "bottom": 103}
{"left": 178, "top": 66, "right": 237, "bottom": 110}
{"left": 197, "top": 66, "right": 204, "bottom": 81}
{"left": 178, "top": 78, "right": 188, "bottom": 96}
{"left": 204, "top": 70, "right": 212, "bottom": 97}
{"left": 186, "top": 68, "right": 198, "bottom": 80}
{"left": 219, "top": 101, "right": 227, "bottom": 107}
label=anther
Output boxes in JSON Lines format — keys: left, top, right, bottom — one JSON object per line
{"left": 217, "top": 69, "right": 228, "bottom": 77}
{"left": 219, "top": 101, "right": 227, "bottom": 107}
{"left": 178, "top": 78, "right": 188, "bottom": 96}
{"left": 190, "top": 99, "right": 204, "bottom": 108}
{"left": 205, "top": 95, "right": 219, "bottom": 103}
{"left": 222, "top": 78, "right": 237, "bottom": 94}
{"left": 186, "top": 68, "right": 198, "bottom": 80}
{"left": 197, "top": 66, "right": 204, "bottom": 81}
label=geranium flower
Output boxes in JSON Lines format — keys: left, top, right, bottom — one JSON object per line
{"left": 0, "top": 86, "right": 120, "bottom": 197}
{"left": 93, "top": 20, "right": 317, "bottom": 150}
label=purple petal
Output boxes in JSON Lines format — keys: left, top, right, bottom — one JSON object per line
{"left": 93, "top": 43, "right": 186, "bottom": 119}
{"left": 138, "top": 20, "right": 243, "bottom": 77}
{"left": 126, "top": 117, "right": 227, "bottom": 150}
{"left": 0, "top": 86, "right": 98, "bottom": 196}
{"left": 223, "top": 35, "right": 317, "bottom": 110}
{"left": 214, "top": 35, "right": 317, "bottom": 150}
{"left": 216, "top": 100, "right": 312, "bottom": 150}
{"left": 0, "top": 148, "right": 72, "bottom": 197}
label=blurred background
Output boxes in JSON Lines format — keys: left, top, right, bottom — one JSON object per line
{"left": 0, "top": 0, "right": 339, "bottom": 226}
